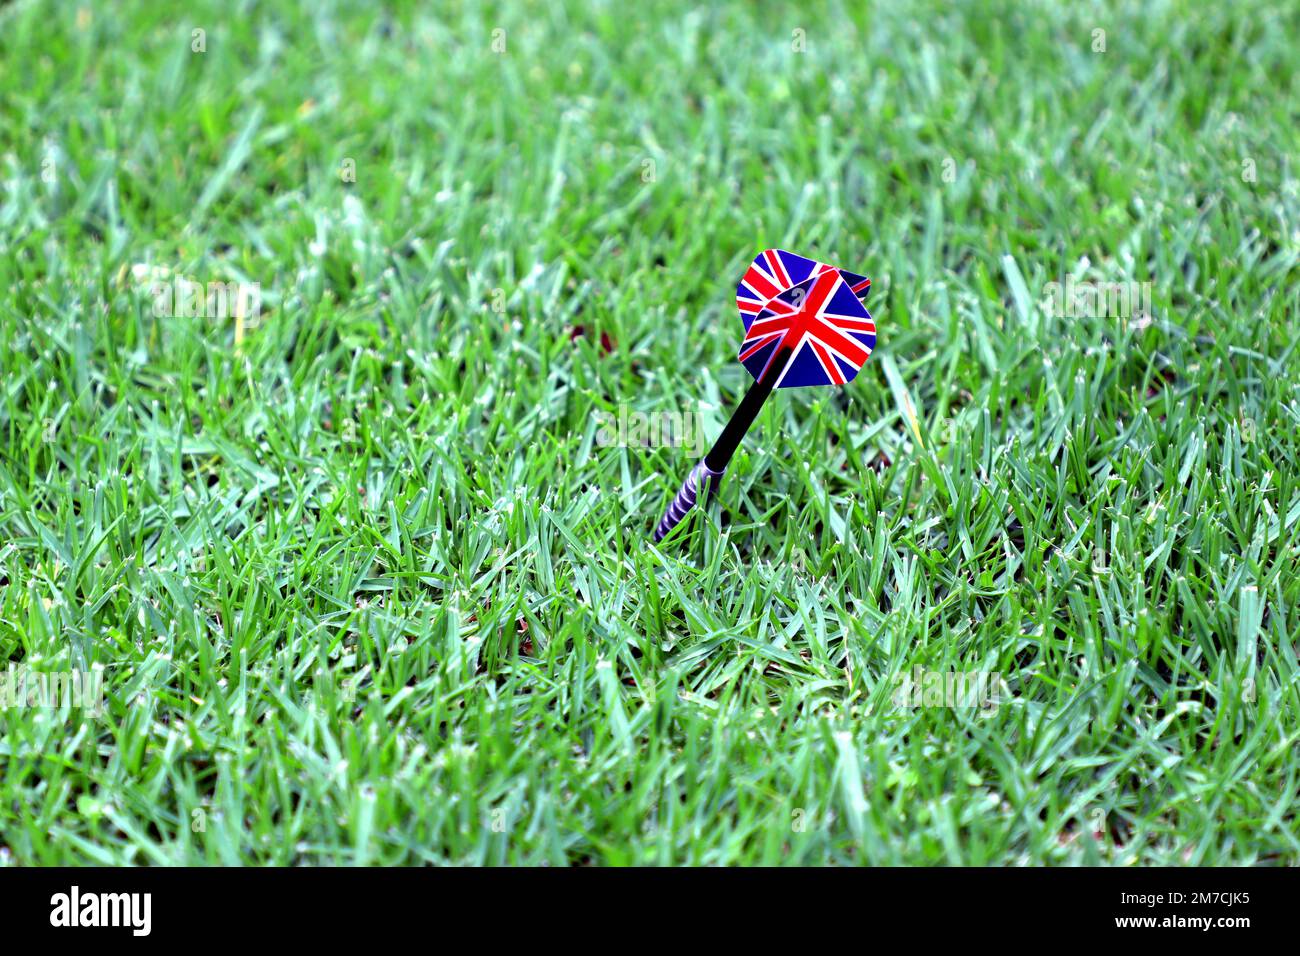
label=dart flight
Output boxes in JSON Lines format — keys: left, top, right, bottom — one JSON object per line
{"left": 653, "top": 250, "right": 875, "bottom": 542}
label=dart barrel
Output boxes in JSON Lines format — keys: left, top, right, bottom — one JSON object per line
{"left": 652, "top": 459, "right": 725, "bottom": 542}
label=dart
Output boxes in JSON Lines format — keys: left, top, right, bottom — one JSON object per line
{"left": 653, "top": 250, "right": 875, "bottom": 543}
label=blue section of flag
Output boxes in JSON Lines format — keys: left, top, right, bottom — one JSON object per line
{"left": 779, "top": 339, "right": 834, "bottom": 388}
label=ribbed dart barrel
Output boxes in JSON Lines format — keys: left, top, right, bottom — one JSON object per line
{"left": 652, "top": 460, "right": 726, "bottom": 542}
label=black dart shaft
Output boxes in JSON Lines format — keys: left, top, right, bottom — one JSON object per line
{"left": 652, "top": 344, "right": 792, "bottom": 542}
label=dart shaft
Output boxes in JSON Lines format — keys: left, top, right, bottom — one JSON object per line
{"left": 652, "top": 345, "right": 792, "bottom": 542}
{"left": 704, "top": 344, "right": 790, "bottom": 471}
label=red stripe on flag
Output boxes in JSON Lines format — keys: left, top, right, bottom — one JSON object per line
{"left": 742, "top": 266, "right": 779, "bottom": 301}
{"left": 739, "top": 331, "right": 782, "bottom": 362}
{"left": 765, "top": 250, "right": 790, "bottom": 288}
{"left": 807, "top": 319, "right": 870, "bottom": 366}
{"left": 796, "top": 269, "right": 841, "bottom": 323}
{"left": 811, "top": 340, "right": 845, "bottom": 385}
{"left": 745, "top": 315, "right": 792, "bottom": 338}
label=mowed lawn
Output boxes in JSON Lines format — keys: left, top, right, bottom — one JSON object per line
{"left": 1, "top": 0, "right": 1298, "bottom": 865}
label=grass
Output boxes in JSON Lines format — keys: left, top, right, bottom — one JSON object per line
{"left": 0, "top": 0, "right": 1298, "bottom": 865}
